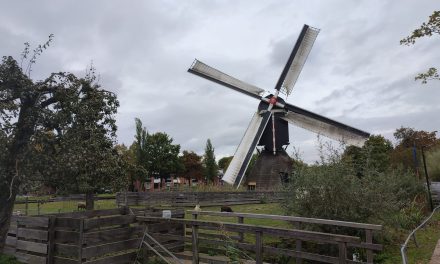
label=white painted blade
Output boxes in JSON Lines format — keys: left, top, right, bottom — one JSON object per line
{"left": 222, "top": 111, "right": 271, "bottom": 186}
{"left": 188, "top": 59, "right": 265, "bottom": 99}
{"left": 282, "top": 112, "right": 368, "bottom": 147}
{"left": 281, "top": 27, "right": 319, "bottom": 96}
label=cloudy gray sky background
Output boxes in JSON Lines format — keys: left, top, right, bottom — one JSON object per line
{"left": 1, "top": 0, "right": 439, "bottom": 162}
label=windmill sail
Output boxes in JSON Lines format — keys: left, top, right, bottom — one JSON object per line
{"left": 282, "top": 104, "right": 369, "bottom": 147}
{"left": 275, "top": 25, "right": 320, "bottom": 96}
{"left": 188, "top": 59, "right": 265, "bottom": 99}
{"left": 222, "top": 111, "right": 272, "bottom": 187}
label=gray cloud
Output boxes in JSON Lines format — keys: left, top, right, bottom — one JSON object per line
{"left": 1, "top": 0, "right": 439, "bottom": 163}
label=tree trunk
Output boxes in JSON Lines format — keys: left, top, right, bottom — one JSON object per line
{"left": 86, "top": 192, "right": 94, "bottom": 210}
{"left": 0, "top": 99, "right": 37, "bottom": 251}
{"left": 0, "top": 174, "right": 20, "bottom": 251}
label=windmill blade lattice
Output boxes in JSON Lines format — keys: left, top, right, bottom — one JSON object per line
{"left": 282, "top": 105, "right": 369, "bottom": 147}
{"left": 279, "top": 26, "right": 319, "bottom": 96}
{"left": 223, "top": 111, "right": 272, "bottom": 187}
{"left": 188, "top": 60, "right": 265, "bottom": 99}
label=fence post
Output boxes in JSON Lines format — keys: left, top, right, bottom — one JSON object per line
{"left": 295, "top": 222, "right": 302, "bottom": 264}
{"left": 78, "top": 218, "right": 84, "bottom": 264}
{"left": 238, "top": 216, "right": 244, "bottom": 242}
{"left": 37, "top": 201, "right": 40, "bottom": 215}
{"left": 255, "top": 231, "right": 263, "bottom": 264}
{"left": 365, "top": 229, "right": 373, "bottom": 263}
{"left": 338, "top": 242, "right": 347, "bottom": 264}
{"left": 192, "top": 224, "right": 199, "bottom": 264}
{"left": 25, "top": 197, "right": 28, "bottom": 216}
{"left": 47, "top": 216, "right": 56, "bottom": 264}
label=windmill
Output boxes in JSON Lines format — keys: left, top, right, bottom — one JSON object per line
{"left": 188, "top": 24, "right": 370, "bottom": 189}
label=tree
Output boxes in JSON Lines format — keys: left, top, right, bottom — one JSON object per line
{"left": 203, "top": 139, "right": 218, "bottom": 183}
{"left": 401, "top": 10, "right": 440, "bottom": 84}
{"left": 144, "top": 131, "right": 181, "bottom": 187}
{"left": 362, "top": 135, "right": 393, "bottom": 172}
{"left": 343, "top": 135, "right": 393, "bottom": 176}
{"left": 218, "top": 156, "right": 233, "bottom": 171}
{"left": 180, "top": 151, "right": 203, "bottom": 184}
{"left": 128, "top": 118, "right": 149, "bottom": 186}
{"left": 390, "top": 127, "right": 439, "bottom": 172}
{"left": 0, "top": 40, "right": 119, "bottom": 249}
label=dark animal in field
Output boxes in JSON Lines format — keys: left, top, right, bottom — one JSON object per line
{"left": 77, "top": 202, "right": 86, "bottom": 210}
{"left": 221, "top": 206, "right": 233, "bottom": 212}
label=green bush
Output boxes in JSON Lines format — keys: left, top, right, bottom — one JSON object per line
{"left": 282, "top": 144, "right": 425, "bottom": 229}
{"left": 427, "top": 146, "right": 440, "bottom": 181}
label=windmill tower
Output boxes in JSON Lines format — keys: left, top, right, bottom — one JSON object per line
{"left": 188, "top": 25, "right": 369, "bottom": 190}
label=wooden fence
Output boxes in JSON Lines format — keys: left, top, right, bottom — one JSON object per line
{"left": 190, "top": 211, "right": 383, "bottom": 264}
{"left": 3, "top": 207, "right": 185, "bottom": 264}
{"left": 3, "top": 207, "right": 383, "bottom": 264}
{"left": 14, "top": 195, "right": 116, "bottom": 216}
{"left": 116, "top": 191, "right": 282, "bottom": 207}
{"left": 4, "top": 215, "right": 53, "bottom": 264}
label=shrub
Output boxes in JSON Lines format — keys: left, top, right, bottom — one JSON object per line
{"left": 282, "top": 143, "right": 425, "bottom": 229}
{"left": 426, "top": 146, "right": 440, "bottom": 181}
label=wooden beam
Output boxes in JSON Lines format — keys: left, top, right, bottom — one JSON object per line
{"left": 47, "top": 216, "right": 56, "bottom": 264}
{"left": 255, "top": 231, "right": 263, "bottom": 264}
{"left": 189, "top": 211, "right": 382, "bottom": 230}
{"left": 84, "top": 215, "right": 136, "bottom": 231}
{"left": 82, "top": 238, "right": 140, "bottom": 259}
{"left": 137, "top": 216, "right": 360, "bottom": 244}
{"left": 16, "top": 240, "right": 48, "bottom": 254}
{"left": 83, "top": 226, "right": 143, "bottom": 245}
{"left": 17, "top": 228, "right": 48, "bottom": 241}
{"left": 192, "top": 224, "right": 199, "bottom": 264}
{"left": 17, "top": 216, "right": 49, "bottom": 228}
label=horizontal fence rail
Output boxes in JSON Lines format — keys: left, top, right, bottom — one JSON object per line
{"left": 191, "top": 210, "right": 383, "bottom": 263}
{"left": 137, "top": 212, "right": 383, "bottom": 264}
{"left": 116, "top": 191, "right": 283, "bottom": 207}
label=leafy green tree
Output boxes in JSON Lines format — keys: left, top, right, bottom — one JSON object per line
{"left": 144, "top": 131, "right": 182, "bottom": 187}
{"left": 401, "top": 10, "right": 440, "bottom": 84}
{"left": 134, "top": 118, "right": 148, "bottom": 168}
{"left": 0, "top": 39, "right": 120, "bottom": 249}
{"left": 362, "top": 135, "right": 393, "bottom": 172}
{"left": 128, "top": 118, "right": 149, "bottom": 186}
{"left": 203, "top": 139, "right": 218, "bottom": 183}
{"left": 343, "top": 135, "right": 393, "bottom": 176}
{"left": 218, "top": 156, "right": 233, "bottom": 171}
{"left": 180, "top": 151, "right": 203, "bottom": 183}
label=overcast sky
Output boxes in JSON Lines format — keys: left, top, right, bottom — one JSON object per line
{"left": 1, "top": 0, "right": 439, "bottom": 162}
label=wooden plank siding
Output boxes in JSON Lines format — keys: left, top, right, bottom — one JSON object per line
{"left": 83, "top": 215, "right": 136, "bottom": 231}
{"left": 82, "top": 238, "right": 140, "bottom": 259}
{"left": 3, "top": 215, "right": 50, "bottom": 264}
{"left": 16, "top": 240, "right": 48, "bottom": 254}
